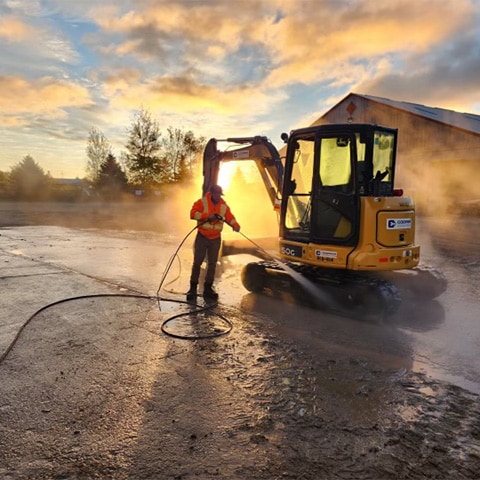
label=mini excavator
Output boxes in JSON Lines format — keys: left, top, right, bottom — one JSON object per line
{"left": 202, "top": 124, "right": 447, "bottom": 319}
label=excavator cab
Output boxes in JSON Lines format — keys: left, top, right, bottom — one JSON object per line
{"left": 278, "top": 124, "right": 419, "bottom": 272}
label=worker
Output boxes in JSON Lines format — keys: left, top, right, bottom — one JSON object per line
{"left": 186, "top": 184, "right": 240, "bottom": 302}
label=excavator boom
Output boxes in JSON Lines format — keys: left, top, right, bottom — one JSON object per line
{"left": 202, "top": 136, "right": 284, "bottom": 208}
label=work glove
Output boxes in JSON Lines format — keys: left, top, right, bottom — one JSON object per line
{"left": 232, "top": 224, "right": 240, "bottom": 232}
{"left": 208, "top": 214, "right": 222, "bottom": 222}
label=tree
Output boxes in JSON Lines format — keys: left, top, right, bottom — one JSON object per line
{"left": 0, "top": 170, "right": 9, "bottom": 198}
{"left": 160, "top": 127, "right": 205, "bottom": 183}
{"left": 96, "top": 153, "right": 128, "bottom": 199}
{"left": 9, "top": 155, "right": 51, "bottom": 200}
{"left": 183, "top": 129, "right": 206, "bottom": 177}
{"left": 86, "top": 127, "right": 112, "bottom": 182}
{"left": 124, "top": 108, "right": 162, "bottom": 187}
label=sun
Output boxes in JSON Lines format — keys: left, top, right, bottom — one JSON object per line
{"left": 216, "top": 161, "right": 239, "bottom": 191}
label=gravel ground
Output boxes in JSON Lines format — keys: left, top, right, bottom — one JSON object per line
{"left": 0, "top": 201, "right": 479, "bottom": 479}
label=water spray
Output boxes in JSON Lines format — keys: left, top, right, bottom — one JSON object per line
{"left": 235, "top": 231, "right": 345, "bottom": 313}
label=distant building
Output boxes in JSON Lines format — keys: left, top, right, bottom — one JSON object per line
{"left": 54, "top": 178, "right": 83, "bottom": 187}
{"left": 312, "top": 93, "right": 480, "bottom": 212}
{"left": 52, "top": 178, "right": 90, "bottom": 200}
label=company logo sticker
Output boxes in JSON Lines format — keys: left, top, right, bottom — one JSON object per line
{"left": 232, "top": 150, "right": 250, "bottom": 159}
{"left": 387, "top": 218, "right": 412, "bottom": 230}
{"left": 315, "top": 250, "right": 337, "bottom": 258}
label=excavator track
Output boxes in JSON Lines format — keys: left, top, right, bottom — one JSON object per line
{"left": 378, "top": 265, "right": 447, "bottom": 300}
{"left": 241, "top": 261, "right": 401, "bottom": 322}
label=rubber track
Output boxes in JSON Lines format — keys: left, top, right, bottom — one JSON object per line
{"left": 245, "top": 260, "right": 402, "bottom": 319}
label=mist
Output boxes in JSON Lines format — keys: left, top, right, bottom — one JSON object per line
{"left": 397, "top": 145, "right": 480, "bottom": 218}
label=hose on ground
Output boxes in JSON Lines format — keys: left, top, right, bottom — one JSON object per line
{"left": 156, "top": 221, "right": 234, "bottom": 340}
{"left": 0, "top": 292, "right": 154, "bottom": 365}
{"left": 1, "top": 222, "right": 273, "bottom": 362}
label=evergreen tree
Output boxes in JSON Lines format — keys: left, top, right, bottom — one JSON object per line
{"left": 97, "top": 153, "right": 128, "bottom": 199}
{"left": 9, "top": 155, "right": 50, "bottom": 200}
{"left": 0, "top": 170, "right": 9, "bottom": 197}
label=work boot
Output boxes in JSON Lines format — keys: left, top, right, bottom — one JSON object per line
{"left": 186, "top": 282, "right": 198, "bottom": 302}
{"left": 203, "top": 283, "right": 219, "bottom": 301}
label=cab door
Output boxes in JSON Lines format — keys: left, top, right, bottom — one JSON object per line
{"left": 310, "top": 133, "right": 358, "bottom": 246}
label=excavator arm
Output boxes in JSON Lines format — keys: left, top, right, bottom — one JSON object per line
{"left": 202, "top": 136, "right": 284, "bottom": 208}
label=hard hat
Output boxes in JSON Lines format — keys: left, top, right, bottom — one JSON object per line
{"left": 209, "top": 185, "right": 223, "bottom": 195}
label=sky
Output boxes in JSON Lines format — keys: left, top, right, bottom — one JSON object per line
{"left": 1, "top": 0, "right": 479, "bottom": 179}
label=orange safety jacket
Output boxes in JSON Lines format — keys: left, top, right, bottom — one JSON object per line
{"left": 190, "top": 192, "right": 240, "bottom": 239}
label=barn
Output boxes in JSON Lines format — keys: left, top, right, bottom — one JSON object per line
{"left": 311, "top": 93, "right": 480, "bottom": 213}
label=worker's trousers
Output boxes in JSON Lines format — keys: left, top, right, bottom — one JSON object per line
{"left": 190, "top": 232, "right": 221, "bottom": 285}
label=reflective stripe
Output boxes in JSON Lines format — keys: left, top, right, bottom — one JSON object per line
{"left": 197, "top": 197, "right": 227, "bottom": 233}
{"left": 202, "top": 222, "right": 223, "bottom": 231}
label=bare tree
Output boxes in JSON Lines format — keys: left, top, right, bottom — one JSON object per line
{"left": 86, "top": 127, "right": 112, "bottom": 182}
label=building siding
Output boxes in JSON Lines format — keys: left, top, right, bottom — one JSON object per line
{"left": 312, "top": 93, "right": 480, "bottom": 209}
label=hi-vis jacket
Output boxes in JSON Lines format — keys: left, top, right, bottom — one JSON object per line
{"left": 190, "top": 192, "right": 240, "bottom": 239}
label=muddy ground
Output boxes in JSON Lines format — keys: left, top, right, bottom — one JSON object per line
{"left": 1, "top": 201, "right": 480, "bottom": 479}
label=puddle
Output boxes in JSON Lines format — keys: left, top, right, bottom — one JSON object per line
{"left": 413, "top": 360, "right": 480, "bottom": 395}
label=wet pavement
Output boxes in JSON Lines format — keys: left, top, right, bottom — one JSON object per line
{"left": 1, "top": 220, "right": 479, "bottom": 395}
{"left": 1, "top": 211, "right": 480, "bottom": 478}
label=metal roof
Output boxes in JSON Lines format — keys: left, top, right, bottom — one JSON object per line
{"left": 357, "top": 94, "right": 480, "bottom": 135}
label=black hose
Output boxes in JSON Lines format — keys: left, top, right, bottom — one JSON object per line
{"left": 156, "top": 223, "right": 279, "bottom": 340}
{"left": 0, "top": 222, "right": 268, "bottom": 363}
{"left": 156, "top": 221, "right": 234, "bottom": 340}
{"left": 0, "top": 292, "right": 154, "bottom": 365}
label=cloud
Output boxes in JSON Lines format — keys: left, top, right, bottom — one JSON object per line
{"left": 0, "top": 16, "right": 36, "bottom": 41}
{"left": 84, "top": 1, "right": 278, "bottom": 84}
{"left": 0, "top": 76, "right": 93, "bottom": 126}
{"left": 91, "top": 1, "right": 275, "bottom": 50}
{"left": 357, "top": 8, "right": 480, "bottom": 110}
{"left": 104, "top": 70, "right": 286, "bottom": 120}
{"left": 264, "top": 0, "right": 475, "bottom": 88}
{"left": 82, "top": 0, "right": 477, "bottom": 109}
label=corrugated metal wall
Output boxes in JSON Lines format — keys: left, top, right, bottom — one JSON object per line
{"left": 314, "top": 94, "right": 480, "bottom": 208}
{"left": 319, "top": 94, "right": 480, "bottom": 161}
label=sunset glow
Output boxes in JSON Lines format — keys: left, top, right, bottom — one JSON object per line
{"left": 0, "top": 0, "right": 479, "bottom": 178}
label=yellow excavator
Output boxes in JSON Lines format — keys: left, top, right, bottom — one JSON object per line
{"left": 202, "top": 123, "right": 446, "bottom": 318}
